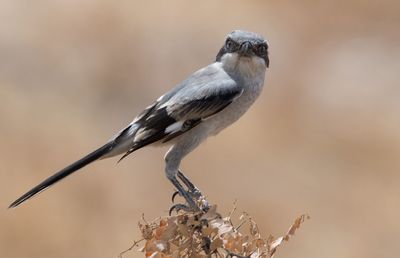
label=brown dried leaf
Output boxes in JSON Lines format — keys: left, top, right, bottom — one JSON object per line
{"left": 144, "top": 239, "right": 168, "bottom": 257}
{"left": 210, "top": 218, "right": 233, "bottom": 236}
{"left": 139, "top": 222, "right": 154, "bottom": 240}
{"left": 249, "top": 219, "right": 259, "bottom": 237}
{"left": 200, "top": 205, "right": 218, "bottom": 220}
{"left": 210, "top": 237, "right": 223, "bottom": 252}
{"left": 154, "top": 220, "right": 167, "bottom": 240}
{"left": 202, "top": 226, "right": 218, "bottom": 237}
{"left": 147, "top": 251, "right": 163, "bottom": 258}
{"left": 171, "top": 250, "right": 180, "bottom": 258}
{"left": 159, "top": 218, "right": 178, "bottom": 241}
{"left": 223, "top": 235, "right": 244, "bottom": 253}
{"left": 285, "top": 214, "right": 309, "bottom": 240}
{"left": 177, "top": 223, "right": 191, "bottom": 238}
{"left": 254, "top": 238, "right": 266, "bottom": 249}
{"left": 267, "top": 214, "right": 309, "bottom": 257}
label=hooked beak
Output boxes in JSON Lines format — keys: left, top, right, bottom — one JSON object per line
{"left": 239, "top": 41, "right": 254, "bottom": 57}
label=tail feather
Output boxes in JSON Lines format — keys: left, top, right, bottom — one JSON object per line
{"left": 9, "top": 142, "right": 114, "bottom": 208}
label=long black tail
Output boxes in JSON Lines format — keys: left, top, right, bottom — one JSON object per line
{"left": 9, "top": 142, "right": 114, "bottom": 208}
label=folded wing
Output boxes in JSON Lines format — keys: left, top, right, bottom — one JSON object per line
{"left": 119, "top": 64, "right": 242, "bottom": 160}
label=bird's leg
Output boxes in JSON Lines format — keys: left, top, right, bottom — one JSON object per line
{"left": 170, "top": 171, "right": 199, "bottom": 202}
{"left": 165, "top": 146, "right": 208, "bottom": 213}
{"left": 175, "top": 170, "right": 209, "bottom": 211}
{"left": 167, "top": 172, "right": 199, "bottom": 212}
{"left": 177, "top": 170, "right": 201, "bottom": 197}
{"left": 170, "top": 170, "right": 200, "bottom": 202}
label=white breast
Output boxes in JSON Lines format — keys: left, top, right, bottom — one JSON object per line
{"left": 204, "top": 54, "right": 266, "bottom": 135}
{"left": 205, "top": 77, "right": 264, "bottom": 135}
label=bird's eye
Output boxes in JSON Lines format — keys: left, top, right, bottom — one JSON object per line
{"left": 225, "top": 38, "right": 237, "bottom": 51}
{"left": 257, "top": 44, "right": 268, "bottom": 55}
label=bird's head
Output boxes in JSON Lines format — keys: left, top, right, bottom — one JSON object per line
{"left": 216, "top": 30, "right": 269, "bottom": 77}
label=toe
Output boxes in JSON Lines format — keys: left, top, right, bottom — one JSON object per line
{"left": 169, "top": 204, "right": 191, "bottom": 215}
{"left": 171, "top": 190, "right": 180, "bottom": 203}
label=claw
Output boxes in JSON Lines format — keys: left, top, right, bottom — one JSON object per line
{"left": 171, "top": 190, "right": 180, "bottom": 203}
{"left": 169, "top": 204, "right": 191, "bottom": 215}
{"left": 168, "top": 170, "right": 211, "bottom": 214}
{"left": 171, "top": 188, "right": 210, "bottom": 212}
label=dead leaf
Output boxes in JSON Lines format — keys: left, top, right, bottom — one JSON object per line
{"left": 267, "top": 214, "right": 309, "bottom": 257}
{"left": 122, "top": 205, "right": 308, "bottom": 258}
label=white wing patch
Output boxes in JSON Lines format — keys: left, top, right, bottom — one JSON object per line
{"left": 157, "top": 94, "right": 165, "bottom": 102}
{"left": 165, "top": 121, "right": 184, "bottom": 134}
{"left": 127, "top": 123, "right": 139, "bottom": 136}
{"left": 134, "top": 128, "right": 154, "bottom": 142}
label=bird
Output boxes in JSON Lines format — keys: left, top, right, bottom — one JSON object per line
{"left": 9, "top": 30, "right": 269, "bottom": 212}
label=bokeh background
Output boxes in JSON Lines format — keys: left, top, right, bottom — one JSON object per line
{"left": 1, "top": 1, "right": 399, "bottom": 258}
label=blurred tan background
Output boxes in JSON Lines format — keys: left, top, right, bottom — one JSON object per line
{"left": 1, "top": 1, "right": 399, "bottom": 257}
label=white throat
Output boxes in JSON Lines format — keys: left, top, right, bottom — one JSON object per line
{"left": 220, "top": 53, "right": 266, "bottom": 80}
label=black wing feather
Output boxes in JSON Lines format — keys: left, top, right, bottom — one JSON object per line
{"left": 119, "top": 87, "right": 242, "bottom": 161}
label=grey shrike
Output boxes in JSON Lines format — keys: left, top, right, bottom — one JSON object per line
{"left": 9, "top": 30, "right": 269, "bottom": 211}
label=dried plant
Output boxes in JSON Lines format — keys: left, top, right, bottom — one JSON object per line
{"left": 119, "top": 204, "right": 309, "bottom": 258}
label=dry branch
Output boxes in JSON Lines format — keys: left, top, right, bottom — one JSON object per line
{"left": 119, "top": 204, "right": 309, "bottom": 258}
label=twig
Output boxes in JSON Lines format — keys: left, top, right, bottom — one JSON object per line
{"left": 118, "top": 238, "right": 144, "bottom": 258}
{"left": 235, "top": 217, "right": 248, "bottom": 231}
{"left": 228, "top": 199, "right": 238, "bottom": 218}
{"left": 227, "top": 200, "right": 238, "bottom": 227}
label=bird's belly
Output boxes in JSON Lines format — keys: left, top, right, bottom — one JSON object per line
{"left": 204, "top": 82, "right": 263, "bottom": 135}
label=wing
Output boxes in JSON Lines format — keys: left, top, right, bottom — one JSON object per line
{"left": 119, "top": 64, "right": 242, "bottom": 160}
